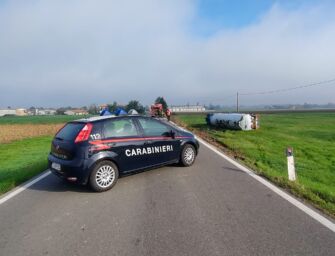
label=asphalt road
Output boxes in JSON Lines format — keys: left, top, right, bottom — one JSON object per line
{"left": 0, "top": 142, "right": 334, "bottom": 256}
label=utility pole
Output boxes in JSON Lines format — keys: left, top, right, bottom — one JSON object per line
{"left": 236, "top": 92, "right": 239, "bottom": 113}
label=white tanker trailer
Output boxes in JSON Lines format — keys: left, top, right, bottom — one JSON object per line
{"left": 206, "top": 113, "right": 259, "bottom": 131}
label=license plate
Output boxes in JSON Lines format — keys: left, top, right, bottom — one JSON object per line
{"left": 51, "top": 162, "right": 61, "bottom": 171}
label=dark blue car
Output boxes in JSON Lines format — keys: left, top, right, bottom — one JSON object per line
{"left": 48, "top": 115, "right": 199, "bottom": 192}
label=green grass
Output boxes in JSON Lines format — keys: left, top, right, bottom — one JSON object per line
{"left": 0, "top": 115, "right": 91, "bottom": 124}
{"left": 0, "top": 136, "right": 53, "bottom": 194}
{"left": 0, "top": 115, "right": 94, "bottom": 195}
{"left": 175, "top": 112, "right": 335, "bottom": 216}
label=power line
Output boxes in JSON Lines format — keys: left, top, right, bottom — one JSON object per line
{"left": 195, "top": 94, "right": 237, "bottom": 105}
{"left": 188, "top": 77, "right": 335, "bottom": 109}
{"left": 239, "top": 78, "right": 335, "bottom": 96}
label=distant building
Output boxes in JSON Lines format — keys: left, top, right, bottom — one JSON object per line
{"left": 170, "top": 105, "right": 206, "bottom": 113}
{"left": 38, "top": 109, "right": 56, "bottom": 115}
{"left": 64, "top": 109, "right": 89, "bottom": 115}
{"left": 0, "top": 109, "right": 16, "bottom": 117}
{"left": 0, "top": 108, "right": 28, "bottom": 116}
{"left": 27, "top": 108, "right": 56, "bottom": 115}
{"left": 16, "top": 108, "right": 28, "bottom": 116}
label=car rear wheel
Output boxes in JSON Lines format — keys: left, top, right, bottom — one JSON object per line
{"left": 89, "top": 160, "right": 119, "bottom": 192}
{"left": 180, "top": 144, "right": 196, "bottom": 167}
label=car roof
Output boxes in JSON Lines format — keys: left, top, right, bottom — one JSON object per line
{"left": 71, "top": 115, "right": 186, "bottom": 133}
{"left": 73, "top": 115, "right": 148, "bottom": 123}
{"left": 74, "top": 115, "right": 116, "bottom": 123}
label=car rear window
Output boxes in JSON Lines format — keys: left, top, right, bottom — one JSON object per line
{"left": 55, "top": 123, "right": 85, "bottom": 141}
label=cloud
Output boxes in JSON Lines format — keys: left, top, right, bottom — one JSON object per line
{"left": 0, "top": 0, "right": 334, "bottom": 107}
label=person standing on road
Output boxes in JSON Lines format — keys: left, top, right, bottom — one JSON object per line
{"left": 166, "top": 108, "right": 171, "bottom": 121}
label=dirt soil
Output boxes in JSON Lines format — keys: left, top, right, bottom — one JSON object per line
{"left": 0, "top": 124, "right": 63, "bottom": 143}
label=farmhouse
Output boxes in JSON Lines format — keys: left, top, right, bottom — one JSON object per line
{"left": 15, "top": 108, "right": 28, "bottom": 116}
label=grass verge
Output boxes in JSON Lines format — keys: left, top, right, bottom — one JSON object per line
{"left": 0, "top": 136, "right": 52, "bottom": 195}
{"left": 0, "top": 115, "right": 93, "bottom": 195}
{"left": 173, "top": 113, "right": 335, "bottom": 218}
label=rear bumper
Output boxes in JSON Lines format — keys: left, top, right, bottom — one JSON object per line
{"left": 48, "top": 154, "right": 90, "bottom": 185}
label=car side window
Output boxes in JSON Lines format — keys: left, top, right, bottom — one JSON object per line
{"left": 103, "top": 119, "right": 138, "bottom": 138}
{"left": 138, "top": 118, "right": 170, "bottom": 137}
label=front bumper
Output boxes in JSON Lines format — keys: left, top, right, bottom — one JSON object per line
{"left": 194, "top": 138, "right": 200, "bottom": 154}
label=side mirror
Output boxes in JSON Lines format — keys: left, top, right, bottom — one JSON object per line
{"left": 170, "top": 130, "right": 176, "bottom": 139}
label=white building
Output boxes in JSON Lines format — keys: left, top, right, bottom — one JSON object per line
{"left": 170, "top": 105, "right": 206, "bottom": 113}
{"left": 36, "top": 109, "right": 56, "bottom": 115}
{"left": 65, "top": 109, "right": 89, "bottom": 115}
{"left": 0, "top": 108, "right": 28, "bottom": 116}
{"left": 0, "top": 109, "right": 16, "bottom": 117}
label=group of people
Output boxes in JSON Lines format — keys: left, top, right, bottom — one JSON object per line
{"left": 99, "top": 104, "right": 172, "bottom": 121}
{"left": 100, "top": 105, "right": 128, "bottom": 116}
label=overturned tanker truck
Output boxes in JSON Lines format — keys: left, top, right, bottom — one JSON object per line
{"left": 206, "top": 113, "right": 259, "bottom": 131}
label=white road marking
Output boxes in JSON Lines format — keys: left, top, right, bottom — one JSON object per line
{"left": 198, "top": 137, "right": 335, "bottom": 233}
{"left": 0, "top": 170, "right": 51, "bottom": 206}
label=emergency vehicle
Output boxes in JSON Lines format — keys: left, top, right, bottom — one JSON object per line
{"left": 48, "top": 115, "right": 199, "bottom": 191}
{"left": 150, "top": 103, "right": 164, "bottom": 117}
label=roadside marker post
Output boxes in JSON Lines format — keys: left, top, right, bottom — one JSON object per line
{"left": 286, "top": 147, "right": 296, "bottom": 181}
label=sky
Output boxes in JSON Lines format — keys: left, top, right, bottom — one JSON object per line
{"left": 0, "top": 0, "right": 335, "bottom": 108}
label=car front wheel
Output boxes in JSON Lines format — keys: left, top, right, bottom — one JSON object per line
{"left": 89, "top": 160, "right": 119, "bottom": 192}
{"left": 180, "top": 144, "right": 196, "bottom": 167}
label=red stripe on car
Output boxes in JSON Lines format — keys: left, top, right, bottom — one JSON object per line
{"left": 89, "top": 136, "right": 192, "bottom": 145}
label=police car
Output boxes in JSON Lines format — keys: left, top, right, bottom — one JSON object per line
{"left": 48, "top": 115, "right": 199, "bottom": 192}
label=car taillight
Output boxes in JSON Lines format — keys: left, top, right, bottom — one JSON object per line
{"left": 75, "top": 123, "right": 93, "bottom": 143}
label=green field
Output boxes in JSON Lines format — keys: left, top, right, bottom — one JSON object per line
{"left": 0, "top": 115, "right": 91, "bottom": 195}
{"left": 0, "top": 114, "right": 90, "bottom": 124}
{"left": 0, "top": 136, "right": 52, "bottom": 194}
{"left": 175, "top": 112, "right": 335, "bottom": 216}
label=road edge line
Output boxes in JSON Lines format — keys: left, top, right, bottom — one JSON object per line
{"left": 198, "top": 137, "right": 335, "bottom": 233}
{"left": 0, "top": 170, "right": 51, "bottom": 206}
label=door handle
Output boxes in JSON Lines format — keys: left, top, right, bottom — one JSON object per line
{"left": 145, "top": 140, "right": 153, "bottom": 145}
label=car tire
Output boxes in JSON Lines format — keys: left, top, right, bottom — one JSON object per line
{"left": 180, "top": 144, "right": 196, "bottom": 167}
{"left": 89, "top": 160, "right": 119, "bottom": 192}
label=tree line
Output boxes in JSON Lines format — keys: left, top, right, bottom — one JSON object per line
{"left": 85, "top": 97, "right": 168, "bottom": 115}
